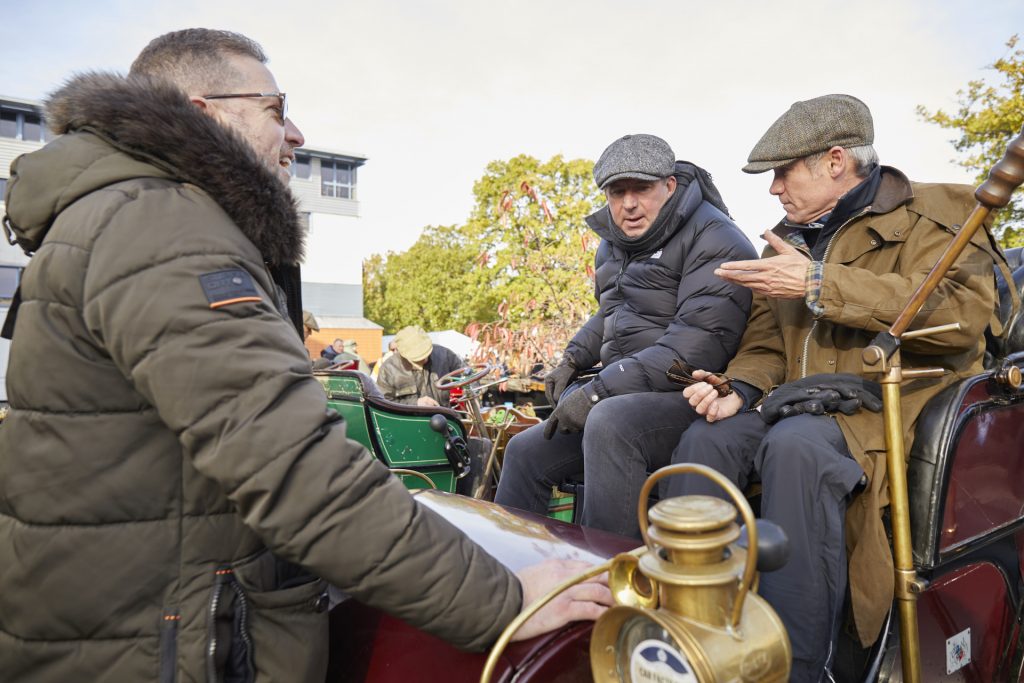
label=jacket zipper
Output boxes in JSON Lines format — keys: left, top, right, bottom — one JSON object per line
{"left": 232, "top": 582, "right": 254, "bottom": 673}
{"left": 207, "top": 572, "right": 226, "bottom": 683}
{"left": 614, "top": 252, "right": 631, "bottom": 294}
{"left": 610, "top": 252, "right": 633, "bottom": 353}
{"left": 799, "top": 208, "right": 871, "bottom": 378}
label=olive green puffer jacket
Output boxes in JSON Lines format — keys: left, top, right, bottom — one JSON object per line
{"left": 0, "top": 73, "right": 520, "bottom": 683}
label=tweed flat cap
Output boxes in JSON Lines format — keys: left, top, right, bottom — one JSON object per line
{"left": 593, "top": 134, "right": 675, "bottom": 189}
{"left": 743, "top": 94, "right": 874, "bottom": 174}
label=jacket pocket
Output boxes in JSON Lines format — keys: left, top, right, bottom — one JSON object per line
{"left": 230, "top": 551, "right": 330, "bottom": 683}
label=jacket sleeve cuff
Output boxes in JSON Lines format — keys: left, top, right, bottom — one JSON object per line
{"left": 805, "top": 260, "right": 824, "bottom": 316}
{"left": 589, "top": 376, "right": 610, "bottom": 400}
{"left": 731, "top": 380, "right": 765, "bottom": 409}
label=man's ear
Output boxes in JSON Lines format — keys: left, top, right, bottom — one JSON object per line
{"left": 826, "top": 146, "right": 848, "bottom": 179}
{"left": 666, "top": 175, "right": 678, "bottom": 193}
{"left": 188, "top": 95, "right": 209, "bottom": 112}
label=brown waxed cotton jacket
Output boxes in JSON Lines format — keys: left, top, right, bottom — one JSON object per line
{"left": 725, "top": 167, "right": 1000, "bottom": 647}
{"left": 0, "top": 74, "right": 520, "bottom": 683}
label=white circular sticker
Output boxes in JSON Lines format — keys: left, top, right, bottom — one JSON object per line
{"left": 629, "top": 639, "right": 698, "bottom": 683}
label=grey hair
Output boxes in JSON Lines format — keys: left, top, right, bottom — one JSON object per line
{"left": 129, "top": 29, "right": 267, "bottom": 94}
{"left": 804, "top": 145, "right": 878, "bottom": 179}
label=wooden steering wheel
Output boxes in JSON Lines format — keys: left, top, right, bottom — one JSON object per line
{"left": 435, "top": 363, "right": 492, "bottom": 390}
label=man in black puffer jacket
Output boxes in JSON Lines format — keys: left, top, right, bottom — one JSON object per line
{"left": 496, "top": 134, "right": 756, "bottom": 536}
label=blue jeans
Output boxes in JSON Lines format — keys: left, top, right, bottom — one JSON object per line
{"left": 495, "top": 390, "right": 698, "bottom": 537}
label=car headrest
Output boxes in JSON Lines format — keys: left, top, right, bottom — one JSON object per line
{"left": 985, "top": 246, "right": 1024, "bottom": 365}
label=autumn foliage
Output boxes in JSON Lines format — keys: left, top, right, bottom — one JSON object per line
{"left": 919, "top": 35, "right": 1024, "bottom": 246}
{"left": 364, "top": 155, "right": 604, "bottom": 376}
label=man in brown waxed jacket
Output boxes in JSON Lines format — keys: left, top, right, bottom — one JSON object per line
{"left": 668, "top": 95, "right": 1004, "bottom": 682}
{"left": 0, "top": 29, "right": 610, "bottom": 683}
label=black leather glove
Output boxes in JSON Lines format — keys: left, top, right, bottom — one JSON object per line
{"left": 761, "top": 373, "right": 883, "bottom": 424}
{"left": 544, "top": 356, "right": 579, "bottom": 406}
{"left": 543, "top": 382, "right": 600, "bottom": 439}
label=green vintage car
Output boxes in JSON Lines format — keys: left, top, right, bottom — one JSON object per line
{"left": 314, "top": 369, "right": 471, "bottom": 493}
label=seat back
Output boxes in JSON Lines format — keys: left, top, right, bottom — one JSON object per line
{"left": 908, "top": 245, "right": 1024, "bottom": 567}
{"left": 984, "top": 246, "right": 1024, "bottom": 366}
{"left": 314, "top": 369, "right": 467, "bottom": 493}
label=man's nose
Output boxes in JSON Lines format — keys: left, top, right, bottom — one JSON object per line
{"left": 622, "top": 191, "right": 639, "bottom": 208}
{"left": 285, "top": 118, "right": 305, "bottom": 148}
{"left": 769, "top": 173, "right": 784, "bottom": 196}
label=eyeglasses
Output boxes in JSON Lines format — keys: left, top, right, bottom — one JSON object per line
{"left": 666, "top": 359, "right": 734, "bottom": 397}
{"left": 202, "top": 92, "right": 287, "bottom": 123}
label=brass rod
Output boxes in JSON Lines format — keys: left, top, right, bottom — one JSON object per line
{"left": 390, "top": 469, "right": 437, "bottom": 490}
{"left": 880, "top": 377, "right": 922, "bottom": 683}
{"left": 901, "top": 322, "right": 961, "bottom": 340}
{"left": 900, "top": 368, "right": 946, "bottom": 379}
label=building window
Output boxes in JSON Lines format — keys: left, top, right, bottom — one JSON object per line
{"left": 0, "top": 105, "right": 48, "bottom": 142}
{"left": 292, "top": 154, "right": 312, "bottom": 180}
{"left": 0, "top": 266, "right": 20, "bottom": 303}
{"left": 321, "top": 159, "right": 356, "bottom": 199}
{"left": 0, "top": 177, "right": 7, "bottom": 201}
{"left": 0, "top": 111, "right": 16, "bottom": 139}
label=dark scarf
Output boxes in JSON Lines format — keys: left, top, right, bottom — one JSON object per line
{"left": 591, "top": 161, "right": 730, "bottom": 254}
{"left": 794, "top": 165, "right": 881, "bottom": 260}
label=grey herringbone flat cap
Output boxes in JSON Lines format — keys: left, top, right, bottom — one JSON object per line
{"left": 594, "top": 134, "right": 675, "bottom": 189}
{"left": 743, "top": 94, "right": 874, "bottom": 174}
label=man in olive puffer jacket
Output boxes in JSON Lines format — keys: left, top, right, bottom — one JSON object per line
{"left": 0, "top": 29, "right": 609, "bottom": 683}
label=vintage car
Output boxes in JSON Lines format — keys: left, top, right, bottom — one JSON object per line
{"left": 316, "top": 144, "right": 1024, "bottom": 681}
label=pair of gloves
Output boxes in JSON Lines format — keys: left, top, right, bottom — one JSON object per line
{"left": 542, "top": 357, "right": 597, "bottom": 440}
{"left": 761, "top": 373, "right": 883, "bottom": 424}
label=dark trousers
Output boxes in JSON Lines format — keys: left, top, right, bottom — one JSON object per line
{"left": 668, "top": 412, "right": 865, "bottom": 683}
{"left": 495, "top": 391, "right": 698, "bottom": 537}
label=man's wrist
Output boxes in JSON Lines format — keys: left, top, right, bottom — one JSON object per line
{"left": 731, "top": 380, "right": 763, "bottom": 409}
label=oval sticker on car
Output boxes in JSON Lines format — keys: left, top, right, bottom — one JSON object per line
{"left": 630, "top": 639, "right": 698, "bottom": 683}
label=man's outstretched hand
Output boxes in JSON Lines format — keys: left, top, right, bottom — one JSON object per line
{"left": 511, "top": 559, "right": 614, "bottom": 642}
{"left": 715, "top": 230, "right": 809, "bottom": 299}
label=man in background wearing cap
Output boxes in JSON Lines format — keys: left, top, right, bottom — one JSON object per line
{"left": 377, "top": 324, "right": 464, "bottom": 406}
{"left": 302, "top": 310, "right": 320, "bottom": 340}
{"left": 669, "top": 94, "right": 1000, "bottom": 681}
{"left": 496, "top": 134, "right": 756, "bottom": 536}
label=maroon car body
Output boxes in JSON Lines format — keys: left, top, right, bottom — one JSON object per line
{"left": 326, "top": 493, "right": 637, "bottom": 682}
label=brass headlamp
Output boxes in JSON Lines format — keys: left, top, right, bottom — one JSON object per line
{"left": 481, "top": 463, "right": 792, "bottom": 682}
{"left": 590, "top": 464, "right": 790, "bottom": 682}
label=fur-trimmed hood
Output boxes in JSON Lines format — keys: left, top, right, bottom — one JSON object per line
{"left": 4, "top": 71, "right": 303, "bottom": 265}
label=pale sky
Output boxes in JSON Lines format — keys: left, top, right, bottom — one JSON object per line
{"left": 2, "top": 0, "right": 1021, "bottom": 278}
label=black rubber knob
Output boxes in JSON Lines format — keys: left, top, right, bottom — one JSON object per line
{"left": 738, "top": 519, "right": 790, "bottom": 573}
{"left": 429, "top": 414, "right": 448, "bottom": 434}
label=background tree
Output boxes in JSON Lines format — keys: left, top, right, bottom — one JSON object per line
{"left": 462, "top": 155, "right": 602, "bottom": 375}
{"left": 363, "top": 154, "right": 603, "bottom": 376}
{"left": 362, "top": 224, "right": 498, "bottom": 333}
{"left": 918, "top": 35, "right": 1024, "bottom": 246}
